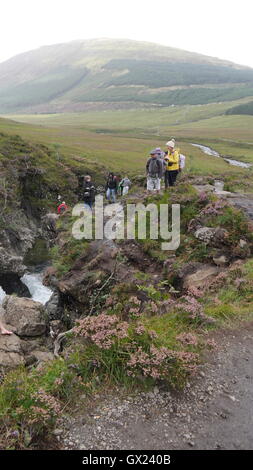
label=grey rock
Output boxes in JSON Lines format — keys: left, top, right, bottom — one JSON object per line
{"left": 0, "top": 333, "right": 25, "bottom": 369}
{"left": 2, "top": 296, "right": 47, "bottom": 337}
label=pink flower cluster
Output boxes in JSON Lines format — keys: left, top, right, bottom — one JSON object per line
{"left": 127, "top": 344, "right": 199, "bottom": 379}
{"left": 176, "top": 332, "right": 198, "bottom": 346}
{"left": 187, "top": 286, "right": 202, "bottom": 298}
{"left": 176, "top": 295, "right": 204, "bottom": 319}
{"left": 198, "top": 191, "right": 208, "bottom": 202}
{"left": 128, "top": 296, "right": 142, "bottom": 317}
{"left": 200, "top": 199, "right": 227, "bottom": 216}
{"left": 32, "top": 388, "right": 61, "bottom": 415}
{"left": 135, "top": 323, "right": 146, "bottom": 335}
{"left": 73, "top": 313, "right": 129, "bottom": 349}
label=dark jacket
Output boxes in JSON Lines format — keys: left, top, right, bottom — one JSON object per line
{"left": 106, "top": 175, "right": 118, "bottom": 190}
{"left": 83, "top": 181, "right": 96, "bottom": 203}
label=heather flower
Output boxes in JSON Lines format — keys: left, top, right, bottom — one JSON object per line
{"left": 176, "top": 332, "right": 198, "bottom": 346}
{"left": 135, "top": 324, "right": 146, "bottom": 335}
{"left": 198, "top": 191, "right": 208, "bottom": 202}
{"left": 206, "top": 339, "right": 218, "bottom": 349}
{"left": 200, "top": 199, "right": 227, "bottom": 216}
{"left": 32, "top": 388, "right": 61, "bottom": 414}
{"left": 176, "top": 295, "right": 204, "bottom": 319}
{"left": 129, "top": 296, "right": 141, "bottom": 306}
{"left": 73, "top": 313, "right": 129, "bottom": 349}
{"left": 148, "top": 330, "right": 158, "bottom": 339}
{"left": 187, "top": 286, "right": 202, "bottom": 298}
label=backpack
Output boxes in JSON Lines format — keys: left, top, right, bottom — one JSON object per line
{"left": 83, "top": 181, "right": 95, "bottom": 201}
{"left": 148, "top": 157, "right": 162, "bottom": 177}
{"left": 179, "top": 154, "right": 186, "bottom": 169}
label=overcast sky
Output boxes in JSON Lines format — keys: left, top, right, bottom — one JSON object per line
{"left": 1, "top": 0, "right": 253, "bottom": 67}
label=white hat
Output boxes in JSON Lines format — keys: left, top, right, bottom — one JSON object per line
{"left": 166, "top": 140, "right": 175, "bottom": 148}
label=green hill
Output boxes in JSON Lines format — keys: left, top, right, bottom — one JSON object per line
{"left": 0, "top": 38, "right": 253, "bottom": 113}
{"left": 226, "top": 100, "right": 253, "bottom": 116}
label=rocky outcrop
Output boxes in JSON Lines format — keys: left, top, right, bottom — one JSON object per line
{"left": 0, "top": 298, "right": 56, "bottom": 371}
{"left": 2, "top": 296, "right": 48, "bottom": 337}
{"left": 0, "top": 333, "right": 25, "bottom": 369}
{"left": 0, "top": 273, "right": 31, "bottom": 298}
{"left": 45, "top": 291, "right": 62, "bottom": 320}
{"left": 0, "top": 211, "right": 39, "bottom": 276}
{"left": 174, "top": 262, "right": 221, "bottom": 290}
{"left": 183, "top": 264, "right": 221, "bottom": 290}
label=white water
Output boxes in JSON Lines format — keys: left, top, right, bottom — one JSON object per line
{"left": 0, "top": 271, "right": 53, "bottom": 305}
{"left": 0, "top": 286, "right": 6, "bottom": 304}
{"left": 21, "top": 272, "right": 53, "bottom": 304}
{"left": 191, "top": 143, "right": 252, "bottom": 169}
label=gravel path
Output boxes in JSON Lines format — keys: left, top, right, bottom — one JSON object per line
{"left": 58, "top": 323, "right": 253, "bottom": 450}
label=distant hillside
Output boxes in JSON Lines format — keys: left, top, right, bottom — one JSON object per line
{"left": 226, "top": 100, "right": 253, "bottom": 116}
{"left": 0, "top": 38, "right": 253, "bottom": 113}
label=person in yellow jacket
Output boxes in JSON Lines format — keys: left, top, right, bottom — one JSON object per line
{"left": 164, "top": 139, "right": 180, "bottom": 188}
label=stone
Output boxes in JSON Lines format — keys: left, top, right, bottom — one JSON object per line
{"left": 239, "top": 239, "right": 247, "bottom": 249}
{"left": 213, "top": 254, "right": 230, "bottom": 267}
{"left": 194, "top": 227, "right": 216, "bottom": 244}
{"left": 193, "top": 184, "right": 215, "bottom": 193}
{"left": 194, "top": 227, "right": 229, "bottom": 247}
{"left": 183, "top": 264, "right": 220, "bottom": 290}
{"left": 0, "top": 333, "right": 25, "bottom": 369}
{"left": 32, "top": 350, "right": 54, "bottom": 363}
{"left": 2, "top": 296, "right": 47, "bottom": 337}
{"left": 45, "top": 291, "right": 61, "bottom": 320}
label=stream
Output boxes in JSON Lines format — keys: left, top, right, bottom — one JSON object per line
{"left": 191, "top": 143, "right": 252, "bottom": 169}
{"left": 0, "top": 268, "right": 53, "bottom": 305}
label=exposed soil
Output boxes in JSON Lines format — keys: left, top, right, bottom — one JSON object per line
{"left": 59, "top": 322, "right": 253, "bottom": 450}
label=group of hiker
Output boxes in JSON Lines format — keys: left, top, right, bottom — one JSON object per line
{"left": 146, "top": 139, "right": 185, "bottom": 194}
{"left": 56, "top": 174, "right": 132, "bottom": 213}
{"left": 56, "top": 138, "right": 185, "bottom": 214}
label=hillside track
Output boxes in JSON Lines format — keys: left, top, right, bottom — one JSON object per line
{"left": 60, "top": 323, "right": 253, "bottom": 450}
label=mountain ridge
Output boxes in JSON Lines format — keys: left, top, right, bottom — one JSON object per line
{"left": 0, "top": 38, "right": 253, "bottom": 113}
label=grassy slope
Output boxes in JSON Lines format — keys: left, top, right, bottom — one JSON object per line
{"left": 3, "top": 97, "right": 253, "bottom": 173}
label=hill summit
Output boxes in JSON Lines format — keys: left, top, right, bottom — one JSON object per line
{"left": 0, "top": 38, "right": 253, "bottom": 113}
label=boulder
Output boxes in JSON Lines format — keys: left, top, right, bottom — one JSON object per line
{"left": 194, "top": 227, "right": 229, "bottom": 246}
{"left": 183, "top": 264, "right": 220, "bottom": 290}
{"left": 194, "top": 227, "right": 216, "bottom": 244}
{"left": 193, "top": 184, "right": 215, "bottom": 193}
{"left": 0, "top": 273, "right": 31, "bottom": 298}
{"left": 0, "top": 333, "right": 25, "bottom": 369}
{"left": 33, "top": 350, "right": 54, "bottom": 363}
{"left": 2, "top": 296, "right": 47, "bottom": 337}
{"left": 45, "top": 291, "right": 62, "bottom": 320}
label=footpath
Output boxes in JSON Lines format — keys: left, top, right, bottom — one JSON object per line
{"left": 60, "top": 323, "right": 253, "bottom": 450}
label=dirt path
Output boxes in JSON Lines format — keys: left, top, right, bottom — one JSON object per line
{"left": 59, "top": 323, "right": 253, "bottom": 450}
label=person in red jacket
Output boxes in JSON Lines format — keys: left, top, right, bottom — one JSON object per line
{"left": 57, "top": 201, "right": 67, "bottom": 214}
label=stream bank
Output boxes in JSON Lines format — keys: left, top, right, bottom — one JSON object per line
{"left": 191, "top": 143, "right": 252, "bottom": 169}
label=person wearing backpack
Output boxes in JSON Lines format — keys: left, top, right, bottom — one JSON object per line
{"left": 105, "top": 173, "right": 118, "bottom": 203}
{"left": 164, "top": 140, "right": 180, "bottom": 188}
{"left": 146, "top": 150, "right": 164, "bottom": 194}
{"left": 119, "top": 176, "right": 132, "bottom": 196}
{"left": 82, "top": 175, "right": 96, "bottom": 210}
